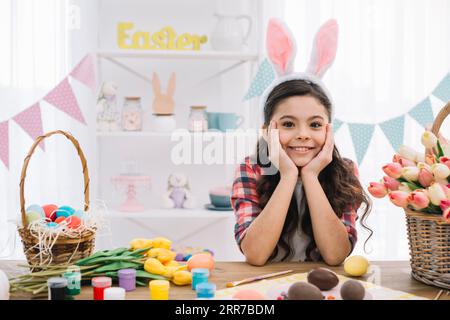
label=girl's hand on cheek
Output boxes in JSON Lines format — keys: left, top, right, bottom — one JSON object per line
{"left": 301, "top": 123, "right": 334, "bottom": 179}
{"left": 263, "top": 120, "right": 298, "bottom": 179}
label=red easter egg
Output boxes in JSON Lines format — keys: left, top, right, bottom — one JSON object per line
{"left": 66, "top": 216, "right": 81, "bottom": 229}
{"left": 43, "top": 204, "right": 58, "bottom": 221}
{"left": 54, "top": 216, "right": 66, "bottom": 224}
{"left": 232, "top": 289, "right": 266, "bottom": 300}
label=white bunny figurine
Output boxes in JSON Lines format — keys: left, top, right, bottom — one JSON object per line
{"left": 96, "top": 81, "right": 121, "bottom": 131}
{"left": 161, "top": 173, "right": 196, "bottom": 209}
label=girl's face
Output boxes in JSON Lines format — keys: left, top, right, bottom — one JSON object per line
{"left": 269, "top": 95, "right": 329, "bottom": 167}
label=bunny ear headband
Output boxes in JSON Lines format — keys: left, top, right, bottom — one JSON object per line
{"left": 259, "top": 18, "right": 339, "bottom": 120}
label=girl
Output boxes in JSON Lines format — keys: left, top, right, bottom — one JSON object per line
{"left": 231, "top": 19, "right": 372, "bottom": 266}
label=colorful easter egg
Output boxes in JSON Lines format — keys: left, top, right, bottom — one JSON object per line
{"left": 66, "top": 216, "right": 82, "bottom": 229}
{"left": 187, "top": 253, "right": 214, "bottom": 272}
{"left": 344, "top": 256, "right": 369, "bottom": 277}
{"left": 26, "top": 211, "right": 43, "bottom": 224}
{"left": 233, "top": 289, "right": 266, "bottom": 300}
{"left": 26, "top": 204, "right": 44, "bottom": 216}
{"left": 55, "top": 216, "right": 66, "bottom": 224}
{"left": 56, "top": 205, "right": 75, "bottom": 218}
{"left": 175, "top": 253, "right": 185, "bottom": 262}
{"left": 43, "top": 204, "right": 58, "bottom": 221}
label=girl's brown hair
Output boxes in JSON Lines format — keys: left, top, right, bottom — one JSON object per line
{"left": 256, "top": 79, "right": 372, "bottom": 261}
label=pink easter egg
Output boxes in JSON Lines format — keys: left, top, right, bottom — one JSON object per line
{"left": 66, "top": 216, "right": 82, "bottom": 229}
{"left": 43, "top": 204, "right": 58, "bottom": 221}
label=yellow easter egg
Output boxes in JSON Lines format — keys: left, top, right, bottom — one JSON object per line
{"left": 344, "top": 255, "right": 369, "bottom": 276}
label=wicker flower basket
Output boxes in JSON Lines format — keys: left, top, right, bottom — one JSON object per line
{"left": 17, "top": 130, "right": 96, "bottom": 267}
{"left": 405, "top": 102, "right": 450, "bottom": 290}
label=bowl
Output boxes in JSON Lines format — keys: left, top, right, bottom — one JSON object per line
{"left": 209, "top": 194, "right": 231, "bottom": 208}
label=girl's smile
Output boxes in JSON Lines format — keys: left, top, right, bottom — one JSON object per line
{"left": 270, "top": 95, "right": 329, "bottom": 167}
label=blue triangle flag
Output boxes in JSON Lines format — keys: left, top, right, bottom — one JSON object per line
{"left": 408, "top": 97, "right": 434, "bottom": 128}
{"left": 332, "top": 118, "right": 344, "bottom": 133}
{"left": 432, "top": 73, "right": 450, "bottom": 103}
{"left": 379, "top": 115, "right": 405, "bottom": 152}
{"left": 348, "top": 123, "right": 375, "bottom": 165}
{"left": 243, "top": 58, "right": 275, "bottom": 101}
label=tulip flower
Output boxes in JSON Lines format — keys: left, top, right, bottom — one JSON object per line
{"left": 398, "top": 182, "right": 412, "bottom": 192}
{"left": 443, "top": 207, "right": 450, "bottom": 222}
{"left": 431, "top": 163, "right": 450, "bottom": 179}
{"left": 421, "top": 131, "right": 438, "bottom": 149}
{"left": 401, "top": 166, "right": 420, "bottom": 182}
{"left": 439, "top": 199, "right": 450, "bottom": 211}
{"left": 388, "top": 191, "right": 410, "bottom": 208}
{"left": 408, "top": 190, "right": 430, "bottom": 210}
{"left": 427, "top": 183, "right": 448, "bottom": 206}
{"left": 383, "top": 176, "right": 400, "bottom": 191}
{"left": 425, "top": 154, "right": 436, "bottom": 165}
{"left": 439, "top": 156, "right": 450, "bottom": 169}
{"left": 398, "top": 158, "right": 416, "bottom": 167}
{"left": 399, "top": 145, "right": 420, "bottom": 162}
{"left": 415, "top": 153, "right": 425, "bottom": 163}
{"left": 418, "top": 168, "right": 434, "bottom": 187}
{"left": 368, "top": 182, "right": 388, "bottom": 198}
{"left": 383, "top": 163, "right": 403, "bottom": 179}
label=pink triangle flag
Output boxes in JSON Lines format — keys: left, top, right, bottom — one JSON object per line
{"left": 13, "top": 103, "right": 45, "bottom": 151}
{"left": 70, "top": 54, "right": 96, "bottom": 91}
{"left": 0, "top": 121, "right": 9, "bottom": 169}
{"left": 44, "top": 77, "right": 86, "bottom": 124}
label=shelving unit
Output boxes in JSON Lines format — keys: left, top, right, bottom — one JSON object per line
{"left": 98, "top": 50, "right": 258, "bottom": 61}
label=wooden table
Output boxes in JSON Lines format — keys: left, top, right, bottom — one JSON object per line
{"left": 3, "top": 260, "right": 449, "bottom": 300}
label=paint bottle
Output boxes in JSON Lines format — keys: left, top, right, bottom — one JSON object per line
{"left": 191, "top": 268, "right": 209, "bottom": 290}
{"left": 104, "top": 287, "right": 126, "bottom": 300}
{"left": 92, "top": 277, "right": 112, "bottom": 300}
{"left": 118, "top": 268, "right": 136, "bottom": 292}
{"left": 63, "top": 266, "right": 81, "bottom": 295}
{"left": 47, "top": 277, "right": 68, "bottom": 300}
{"left": 149, "top": 280, "right": 170, "bottom": 300}
{"left": 196, "top": 282, "right": 216, "bottom": 299}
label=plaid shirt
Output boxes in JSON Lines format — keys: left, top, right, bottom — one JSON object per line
{"left": 231, "top": 156, "right": 359, "bottom": 262}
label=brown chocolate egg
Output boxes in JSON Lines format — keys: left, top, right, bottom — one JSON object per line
{"left": 340, "top": 280, "right": 365, "bottom": 300}
{"left": 287, "top": 282, "right": 324, "bottom": 300}
{"left": 307, "top": 268, "right": 339, "bottom": 291}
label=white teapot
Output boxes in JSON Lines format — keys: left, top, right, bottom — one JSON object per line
{"left": 210, "top": 13, "right": 252, "bottom": 51}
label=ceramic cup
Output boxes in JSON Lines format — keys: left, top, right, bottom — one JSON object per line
{"left": 206, "top": 112, "right": 221, "bottom": 131}
{"left": 217, "top": 113, "right": 243, "bottom": 131}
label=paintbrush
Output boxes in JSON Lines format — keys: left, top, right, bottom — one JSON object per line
{"left": 226, "top": 270, "right": 294, "bottom": 288}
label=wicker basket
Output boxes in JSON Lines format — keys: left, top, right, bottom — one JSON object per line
{"left": 405, "top": 101, "right": 450, "bottom": 290}
{"left": 17, "top": 130, "right": 95, "bottom": 267}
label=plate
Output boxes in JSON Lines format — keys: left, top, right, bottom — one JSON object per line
{"left": 204, "top": 204, "right": 233, "bottom": 211}
{"left": 265, "top": 282, "right": 373, "bottom": 300}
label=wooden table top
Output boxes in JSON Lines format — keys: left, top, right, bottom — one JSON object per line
{"left": 3, "top": 260, "right": 449, "bottom": 300}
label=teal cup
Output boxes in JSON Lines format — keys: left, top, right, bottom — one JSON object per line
{"left": 206, "top": 112, "right": 221, "bottom": 131}
{"left": 217, "top": 113, "right": 243, "bottom": 131}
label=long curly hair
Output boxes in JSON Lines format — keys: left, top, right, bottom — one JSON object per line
{"left": 256, "top": 79, "right": 372, "bottom": 261}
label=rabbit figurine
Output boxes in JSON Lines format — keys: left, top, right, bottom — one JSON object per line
{"left": 162, "top": 173, "right": 196, "bottom": 209}
{"left": 152, "top": 72, "right": 176, "bottom": 115}
{"left": 96, "top": 81, "right": 121, "bottom": 131}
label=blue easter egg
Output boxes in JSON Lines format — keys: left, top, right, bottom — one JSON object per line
{"left": 26, "top": 204, "right": 44, "bottom": 217}
{"left": 184, "top": 254, "right": 192, "bottom": 261}
{"left": 56, "top": 205, "right": 75, "bottom": 218}
{"left": 26, "top": 211, "right": 44, "bottom": 224}
{"left": 175, "top": 253, "right": 185, "bottom": 262}
{"left": 47, "top": 222, "right": 58, "bottom": 228}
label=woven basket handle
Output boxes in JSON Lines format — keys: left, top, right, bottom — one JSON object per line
{"left": 426, "top": 101, "right": 450, "bottom": 156}
{"left": 19, "top": 130, "right": 90, "bottom": 227}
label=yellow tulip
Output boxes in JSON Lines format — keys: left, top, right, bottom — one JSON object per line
{"left": 147, "top": 248, "right": 162, "bottom": 258}
{"left": 164, "top": 260, "right": 179, "bottom": 268}
{"left": 162, "top": 266, "right": 178, "bottom": 278}
{"left": 152, "top": 237, "right": 172, "bottom": 249}
{"left": 172, "top": 270, "right": 192, "bottom": 286}
{"left": 157, "top": 249, "right": 177, "bottom": 264}
{"left": 130, "top": 238, "right": 153, "bottom": 251}
{"left": 144, "top": 258, "right": 166, "bottom": 275}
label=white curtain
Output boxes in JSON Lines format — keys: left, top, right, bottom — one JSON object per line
{"left": 284, "top": 0, "right": 450, "bottom": 260}
{"left": 0, "top": 0, "right": 96, "bottom": 258}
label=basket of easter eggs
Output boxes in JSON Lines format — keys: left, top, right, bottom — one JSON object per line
{"left": 17, "top": 130, "right": 96, "bottom": 267}
{"left": 368, "top": 101, "right": 450, "bottom": 290}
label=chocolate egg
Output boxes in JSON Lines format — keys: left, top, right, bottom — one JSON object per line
{"left": 307, "top": 268, "right": 339, "bottom": 290}
{"left": 287, "top": 282, "right": 323, "bottom": 300}
{"left": 340, "top": 280, "right": 365, "bottom": 300}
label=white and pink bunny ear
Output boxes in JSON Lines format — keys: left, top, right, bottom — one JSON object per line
{"left": 306, "top": 19, "right": 338, "bottom": 78}
{"left": 266, "top": 18, "right": 297, "bottom": 77}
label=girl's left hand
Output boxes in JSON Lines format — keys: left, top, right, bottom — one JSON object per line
{"left": 301, "top": 124, "right": 334, "bottom": 178}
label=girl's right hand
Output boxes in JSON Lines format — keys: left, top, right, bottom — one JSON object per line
{"left": 263, "top": 120, "right": 299, "bottom": 179}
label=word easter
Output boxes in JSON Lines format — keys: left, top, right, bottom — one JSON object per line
{"left": 117, "top": 22, "right": 207, "bottom": 51}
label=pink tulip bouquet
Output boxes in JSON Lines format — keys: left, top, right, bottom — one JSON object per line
{"left": 368, "top": 131, "right": 450, "bottom": 222}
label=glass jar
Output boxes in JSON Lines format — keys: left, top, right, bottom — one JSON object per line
{"left": 188, "top": 106, "right": 208, "bottom": 132}
{"left": 122, "top": 97, "right": 143, "bottom": 131}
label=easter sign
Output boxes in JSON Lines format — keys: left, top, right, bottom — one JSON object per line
{"left": 117, "top": 22, "right": 208, "bottom": 51}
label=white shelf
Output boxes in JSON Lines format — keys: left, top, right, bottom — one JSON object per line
{"left": 96, "top": 130, "right": 258, "bottom": 137}
{"left": 106, "top": 208, "right": 233, "bottom": 219}
{"left": 97, "top": 50, "right": 258, "bottom": 61}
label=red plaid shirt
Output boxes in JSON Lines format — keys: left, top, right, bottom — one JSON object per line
{"left": 231, "top": 156, "right": 359, "bottom": 261}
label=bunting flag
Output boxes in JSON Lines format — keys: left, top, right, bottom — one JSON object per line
{"left": 0, "top": 121, "right": 9, "bottom": 169}
{"left": 243, "top": 58, "right": 276, "bottom": 101}
{"left": 332, "top": 118, "right": 343, "bottom": 133}
{"left": 44, "top": 77, "right": 86, "bottom": 124}
{"left": 379, "top": 115, "right": 405, "bottom": 152}
{"left": 348, "top": 123, "right": 375, "bottom": 165}
{"left": 408, "top": 97, "right": 434, "bottom": 128}
{"left": 70, "top": 53, "right": 96, "bottom": 91}
{"left": 12, "top": 103, "right": 45, "bottom": 151}
{"left": 432, "top": 73, "right": 450, "bottom": 103}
